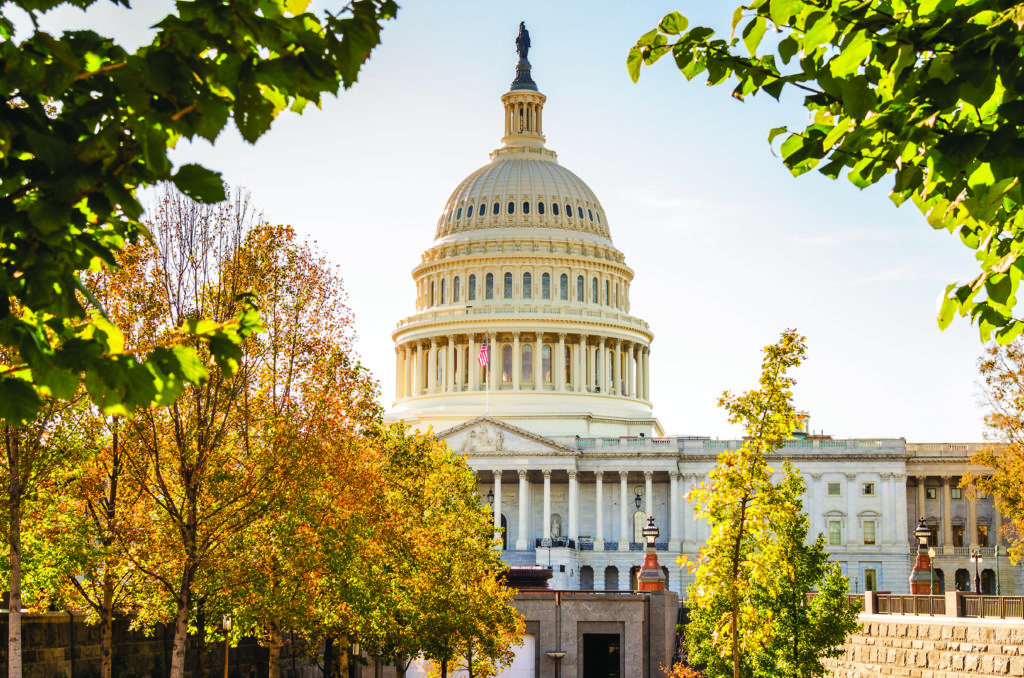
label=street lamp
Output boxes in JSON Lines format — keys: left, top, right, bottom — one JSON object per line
{"left": 349, "top": 639, "right": 361, "bottom": 678}
{"left": 634, "top": 493, "right": 642, "bottom": 510}
{"left": 996, "top": 545, "right": 1002, "bottom": 596}
{"left": 221, "top": 616, "right": 232, "bottom": 678}
{"left": 970, "top": 548, "right": 983, "bottom": 594}
{"left": 487, "top": 487, "right": 494, "bottom": 505}
{"left": 909, "top": 516, "right": 932, "bottom": 594}
{"left": 643, "top": 515, "right": 659, "bottom": 549}
{"left": 928, "top": 547, "right": 936, "bottom": 595}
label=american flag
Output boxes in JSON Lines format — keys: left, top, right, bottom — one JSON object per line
{"left": 478, "top": 334, "right": 489, "bottom": 367}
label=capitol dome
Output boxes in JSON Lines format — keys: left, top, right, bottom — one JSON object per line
{"left": 387, "top": 46, "right": 660, "bottom": 438}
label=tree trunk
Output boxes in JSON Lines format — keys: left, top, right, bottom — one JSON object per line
{"left": 100, "top": 573, "right": 114, "bottom": 678}
{"left": 168, "top": 578, "right": 192, "bottom": 678}
{"left": 7, "top": 430, "right": 23, "bottom": 678}
{"left": 323, "top": 635, "right": 335, "bottom": 678}
{"left": 394, "top": 656, "right": 407, "bottom": 678}
{"left": 267, "top": 619, "right": 282, "bottom": 678}
{"left": 441, "top": 657, "right": 448, "bottom": 678}
{"left": 193, "top": 603, "right": 207, "bottom": 678}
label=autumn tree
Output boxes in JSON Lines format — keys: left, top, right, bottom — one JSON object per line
{"left": 968, "top": 338, "right": 1024, "bottom": 564}
{"left": 679, "top": 331, "right": 856, "bottom": 678}
{"left": 344, "top": 425, "right": 523, "bottom": 678}
{"left": 630, "top": 2, "right": 1024, "bottom": 344}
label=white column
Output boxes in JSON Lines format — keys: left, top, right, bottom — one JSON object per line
{"left": 942, "top": 476, "right": 953, "bottom": 550}
{"left": 626, "top": 343, "right": 635, "bottom": 397}
{"left": 556, "top": 333, "right": 566, "bottom": 391}
{"left": 576, "top": 334, "right": 586, "bottom": 392}
{"left": 489, "top": 334, "right": 498, "bottom": 389}
{"left": 568, "top": 469, "right": 578, "bottom": 542}
{"left": 468, "top": 333, "right": 478, "bottom": 391}
{"left": 643, "top": 347, "right": 650, "bottom": 400}
{"left": 415, "top": 342, "right": 425, "bottom": 395}
{"left": 542, "top": 469, "right": 552, "bottom": 545}
{"left": 404, "top": 345, "right": 413, "bottom": 397}
{"left": 969, "top": 494, "right": 978, "bottom": 548}
{"left": 618, "top": 471, "right": 629, "bottom": 548}
{"left": 846, "top": 473, "right": 857, "bottom": 544}
{"left": 810, "top": 473, "right": 823, "bottom": 540}
{"left": 516, "top": 469, "right": 529, "bottom": 551}
{"left": 669, "top": 471, "right": 681, "bottom": 550}
{"left": 891, "top": 474, "right": 904, "bottom": 545}
{"left": 613, "top": 339, "right": 622, "bottom": 394}
{"left": 446, "top": 335, "right": 455, "bottom": 392}
{"left": 644, "top": 470, "right": 653, "bottom": 517}
{"left": 428, "top": 338, "right": 438, "bottom": 394}
{"left": 512, "top": 332, "right": 521, "bottom": 391}
{"left": 595, "top": 471, "right": 605, "bottom": 551}
{"left": 493, "top": 470, "right": 502, "bottom": 549}
{"left": 597, "top": 337, "right": 605, "bottom": 393}
{"left": 916, "top": 475, "right": 927, "bottom": 523}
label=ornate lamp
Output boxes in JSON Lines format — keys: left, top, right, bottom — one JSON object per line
{"left": 634, "top": 494, "right": 642, "bottom": 510}
{"left": 487, "top": 487, "right": 494, "bottom": 504}
{"left": 221, "top": 616, "right": 232, "bottom": 678}
{"left": 909, "top": 516, "right": 933, "bottom": 594}
{"left": 970, "top": 548, "right": 983, "bottom": 594}
{"left": 637, "top": 516, "right": 666, "bottom": 591}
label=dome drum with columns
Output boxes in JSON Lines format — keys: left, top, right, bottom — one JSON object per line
{"left": 389, "top": 41, "right": 660, "bottom": 437}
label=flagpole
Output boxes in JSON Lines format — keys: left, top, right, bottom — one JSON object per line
{"left": 485, "top": 332, "right": 490, "bottom": 416}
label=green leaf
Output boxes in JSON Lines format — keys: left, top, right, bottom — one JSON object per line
{"left": 829, "top": 31, "right": 870, "bottom": 78}
{"left": 968, "top": 163, "right": 995, "bottom": 191}
{"left": 743, "top": 16, "right": 767, "bottom": 57}
{"left": 769, "top": 0, "right": 802, "bottom": 26}
{"left": 841, "top": 76, "right": 875, "bottom": 119}
{"left": 172, "top": 164, "right": 226, "bottom": 204}
{"left": 658, "top": 11, "right": 688, "bottom": 35}
{"left": 937, "top": 283, "right": 958, "bottom": 330}
{"left": 627, "top": 47, "right": 643, "bottom": 83}
{"left": 170, "top": 345, "right": 209, "bottom": 384}
{"left": 0, "top": 377, "right": 42, "bottom": 425}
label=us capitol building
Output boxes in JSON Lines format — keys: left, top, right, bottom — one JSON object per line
{"left": 384, "top": 36, "right": 1018, "bottom": 599}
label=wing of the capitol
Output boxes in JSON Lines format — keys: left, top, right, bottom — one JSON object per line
{"left": 382, "top": 26, "right": 1015, "bottom": 675}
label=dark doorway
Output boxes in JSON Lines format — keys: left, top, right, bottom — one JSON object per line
{"left": 982, "top": 569, "right": 996, "bottom": 594}
{"left": 955, "top": 568, "right": 970, "bottom": 591}
{"left": 500, "top": 514, "right": 508, "bottom": 550}
{"left": 583, "top": 633, "right": 620, "bottom": 678}
{"left": 580, "top": 565, "right": 594, "bottom": 590}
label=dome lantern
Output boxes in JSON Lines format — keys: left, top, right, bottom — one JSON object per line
{"left": 501, "top": 23, "right": 545, "bottom": 149}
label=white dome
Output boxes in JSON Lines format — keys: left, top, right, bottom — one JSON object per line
{"left": 434, "top": 150, "right": 611, "bottom": 242}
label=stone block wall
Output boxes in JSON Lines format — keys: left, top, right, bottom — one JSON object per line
{"left": 826, "top": 613, "right": 1024, "bottom": 677}
{"left": 0, "top": 613, "right": 320, "bottom": 678}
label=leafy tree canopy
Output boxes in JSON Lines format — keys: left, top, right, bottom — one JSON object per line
{"left": 630, "top": 1, "right": 1024, "bottom": 344}
{"left": 0, "top": 0, "right": 397, "bottom": 424}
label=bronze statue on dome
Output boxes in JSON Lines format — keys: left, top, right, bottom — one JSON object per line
{"left": 515, "top": 22, "right": 530, "bottom": 59}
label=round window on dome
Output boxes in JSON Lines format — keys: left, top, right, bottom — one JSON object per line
{"left": 538, "top": 202, "right": 545, "bottom": 215}
{"left": 467, "top": 205, "right": 473, "bottom": 218}
{"left": 552, "top": 203, "right": 560, "bottom": 216}
{"left": 566, "top": 204, "right": 573, "bottom": 217}
{"left": 480, "top": 203, "right": 487, "bottom": 217}
{"left": 523, "top": 201, "right": 530, "bottom": 214}
{"left": 507, "top": 201, "right": 515, "bottom": 214}
{"left": 493, "top": 202, "right": 500, "bottom": 215}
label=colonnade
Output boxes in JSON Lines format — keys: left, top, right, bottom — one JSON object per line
{"left": 395, "top": 331, "right": 651, "bottom": 400}
{"left": 911, "top": 475, "right": 1004, "bottom": 551}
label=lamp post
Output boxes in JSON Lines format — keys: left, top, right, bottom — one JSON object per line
{"left": 349, "top": 638, "right": 360, "bottom": 678}
{"left": 909, "top": 516, "right": 933, "bottom": 594}
{"left": 996, "top": 545, "right": 1002, "bottom": 596}
{"left": 928, "top": 547, "right": 936, "bottom": 595}
{"left": 487, "top": 487, "right": 494, "bottom": 505}
{"left": 221, "top": 616, "right": 232, "bottom": 678}
{"left": 970, "top": 548, "right": 983, "bottom": 594}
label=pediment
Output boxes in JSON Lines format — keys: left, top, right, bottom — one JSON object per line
{"left": 437, "top": 416, "right": 575, "bottom": 456}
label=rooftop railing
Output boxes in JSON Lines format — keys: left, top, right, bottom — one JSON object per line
{"left": 395, "top": 303, "right": 650, "bottom": 331}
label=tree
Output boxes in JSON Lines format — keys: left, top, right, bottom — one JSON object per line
{"left": 345, "top": 425, "right": 523, "bottom": 678}
{"left": 967, "top": 338, "right": 1024, "bottom": 564}
{"left": 0, "top": 0, "right": 396, "bottom": 425}
{"left": 630, "top": 2, "right": 1024, "bottom": 344}
{"left": 679, "top": 330, "right": 856, "bottom": 678}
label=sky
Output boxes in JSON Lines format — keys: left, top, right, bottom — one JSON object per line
{"left": 26, "top": 1, "right": 993, "bottom": 441}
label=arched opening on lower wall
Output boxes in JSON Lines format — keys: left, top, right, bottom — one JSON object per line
{"left": 604, "top": 565, "right": 619, "bottom": 591}
{"left": 982, "top": 569, "right": 996, "bottom": 595}
{"left": 580, "top": 565, "right": 594, "bottom": 590}
{"left": 955, "top": 568, "right": 971, "bottom": 592}
{"left": 630, "top": 565, "right": 639, "bottom": 592}
{"left": 933, "top": 568, "right": 945, "bottom": 594}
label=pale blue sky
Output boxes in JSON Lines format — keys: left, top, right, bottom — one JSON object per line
{"left": 30, "top": 1, "right": 988, "bottom": 441}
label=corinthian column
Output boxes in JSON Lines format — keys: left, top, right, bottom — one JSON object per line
{"left": 619, "top": 471, "right": 629, "bottom": 549}
{"left": 595, "top": 470, "right": 604, "bottom": 551}
{"left": 542, "top": 469, "right": 552, "bottom": 546}
{"left": 557, "top": 333, "right": 566, "bottom": 391}
{"left": 613, "top": 339, "right": 622, "bottom": 395}
{"left": 516, "top": 469, "right": 529, "bottom": 551}
{"left": 468, "top": 333, "right": 478, "bottom": 391}
{"left": 942, "top": 476, "right": 953, "bottom": 552}
{"left": 428, "top": 338, "right": 438, "bottom": 394}
{"left": 568, "top": 470, "right": 578, "bottom": 543}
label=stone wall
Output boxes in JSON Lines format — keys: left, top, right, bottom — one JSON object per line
{"left": 826, "top": 613, "right": 1024, "bottom": 677}
{"left": 0, "top": 613, "right": 320, "bottom": 678}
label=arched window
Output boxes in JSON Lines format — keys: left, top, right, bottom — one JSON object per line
{"left": 596, "top": 211, "right": 601, "bottom": 224}
{"left": 566, "top": 203, "right": 573, "bottom": 217}
{"left": 542, "top": 345, "right": 552, "bottom": 382}
{"left": 560, "top": 273, "right": 568, "bottom": 300}
{"left": 576, "top": 275, "right": 584, "bottom": 302}
{"left": 605, "top": 566, "right": 619, "bottom": 591}
{"left": 580, "top": 565, "right": 594, "bottom": 589}
{"left": 564, "top": 345, "right": 572, "bottom": 387}
{"left": 589, "top": 209, "right": 594, "bottom": 221}
{"left": 501, "top": 344, "right": 512, "bottom": 382}
{"left": 538, "top": 202, "right": 545, "bottom": 215}
{"left": 578, "top": 206, "right": 584, "bottom": 219}
{"left": 605, "top": 280, "right": 610, "bottom": 306}
{"left": 523, "top": 201, "right": 530, "bottom": 214}
{"left": 504, "top": 272, "right": 513, "bottom": 299}
{"left": 480, "top": 203, "right": 487, "bottom": 217}
{"left": 522, "top": 272, "right": 532, "bottom": 299}
{"left": 507, "top": 201, "right": 515, "bottom": 214}
{"left": 493, "top": 202, "right": 500, "bottom": 215}
{"left": 553, "top": 203, "right": 560, "bottom": 216}
{"left": 521, "top": 344, "right": 532, "bottom": 381}
{"left": 440, "top": 278, "right": 446, "bottom": 305}
{"left": 447, "top": 211, "right": 453, "bottom": 223}
{"left": 591, "top": 277, "right": 598, "bottom": 303}
{"left": 486, "top": 273, "right": 494, "bottom": 299}
{"left": 456, "top": 207, "right": 462, "bottom": 220}
{"left": 468, "top": 274, "right": 476, "bottom": 301}
{"left": 453, "top": 276, "right": 460, "bottom": 303}
{"left": 467, "top": 205, "right": 473, "bottom": 218}
{"left": 541, "top": 273, "right": 550, "bottom": 299}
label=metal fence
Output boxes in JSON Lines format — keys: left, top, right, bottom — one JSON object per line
{"left": 963, "top": 595, "right": 1024, "bottom": 619}
{"left": 875, "top": 594, "right": 946, "bottom": 616}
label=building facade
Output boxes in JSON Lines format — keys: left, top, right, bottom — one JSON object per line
{"left": 385, "top": 44, "right": 1019, "bottom": 599}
